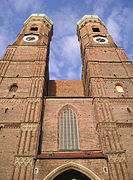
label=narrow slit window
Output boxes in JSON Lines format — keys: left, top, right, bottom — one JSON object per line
{"left": 59, "top": 108, "right": 79, "bottom": 150}
{"left": 5, "top": 108, "right": 8, "bottom": 113}
{"left": 0, "top": 126, "right": 3, "bottom": 131}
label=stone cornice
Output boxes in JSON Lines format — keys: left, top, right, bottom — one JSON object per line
{"left": 87, "top": 61, "right": 132, "bottom": 64}
{"left": 94, "top": 97, "right": 133, "bottom": 103}
{"left": 0, "top": 123, "right": 20, "bottom": 128}
{"left": 7, "top": 45, "right": 48, "bottom": 48}
{"left": 0, "top": 97, "right": 42, "bottom": 103}
{"left": 85, "top": 46, "right": 123, "bottom": 50}
{"left": 0, "top": 60, "right": 46, "bottom": 64}
{"left": 1, "top": 77, "right": 44, "bottom": 81}
{"left": 90, "top": 77, "right": 133, "bottom": 81}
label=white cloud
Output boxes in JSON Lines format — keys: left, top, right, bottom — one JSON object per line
{"left": 85, "top": 0, "right": 93, "bottom": 5}
{"left": 106, "top": 17, "right": 122, "bottom": 44}
{"left": 106, "top": 6, "right": 133, "bottom": 48}
{"left": 0, "top": 17, "right": 15, "bottom": 58}
{"left": 0, "top": 0, "right": 48, "bottom": 59}
{"left": 49, "top": 34, "right": 81, "bottom": 80}
{"left": 49, "top": 50, "right": 61, "bottom": 77}
{"left": 105, "top": 5, "right": 133, "bottom": 63}
{"left": 1, "top": 0, "right": 132, "bottom": 79}
{"left": 8, "top": 0, "right": 45, "bottom": 12}
{"left": 66, "top": 66, "right": 81, "bottom": 80}
{"left": 60, "top": 35, "right": 80, "bottom": 65}
{"left": 91, "top": 0, "right": 115, "bottom": 17}
{"left": 52, "top": 7, "right": 78, "bottom": 38}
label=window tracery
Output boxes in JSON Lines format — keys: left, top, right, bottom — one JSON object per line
{"left": 59, "top": 108, "right": 79, "bottom": 150}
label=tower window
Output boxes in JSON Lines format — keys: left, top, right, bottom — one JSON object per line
{"left": 92, "top": 28, "right": 100, "bottom": 32}
{"left": 9, "top": 83, "right": 18, "bottom": 92}
{"left": 12, "top": 95, "right": 15, "bottom": 98}
{"left": 127, "top": 107, "right": 131, "bottom": 113}
{"left": 5, "top": 108, "right": 8, "bottom": 113}
{"left": 30, "top": 27, "right": 38, "bottom": 31}
{"left": 116, "top": 84, "right": 124, "bottom": 92}
{"left": 59, "top": 108, "right": 79, "bottom": 150}
{"left": 0, "top": 126, "right": 3, "bottom": 131}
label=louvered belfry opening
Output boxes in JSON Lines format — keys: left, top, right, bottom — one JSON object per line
{"left": 59, "top": 108, "right": 79, "bottom": 150}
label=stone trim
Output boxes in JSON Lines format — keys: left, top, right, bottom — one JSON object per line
{"left": 46, "top": 98, "right": 92, "bottom": 101}
{"left": 0, "top": 98, "right": 42, "bottom": 103}
{"left": 92, "top": 78, "right": 132, "bottom": 82}
{"left": 106, "top": 152, "right": 126, "bottom": 163}
{"left": 104, "top": 78, "right": 132, "bottom": 82}
{"left": 117, "top": 123, "right": 133, "bottom": 128}
{"left": 0, "top": 123, "right": 20, "bottom": 129}
{"left": 2, "top": 77, "right": 43, "bottom": 81}
{"left": 94, "top": 98, "right": 133, "bottom": 103}
{"left": 14, "top": 156, "right": 33, "bottom": 167}
{"left": 0, "top": 60, "right": 46, "bottom": 64}
{"left": 110, "top": 99, "right": 133, "bottom": 103}
{"left": 101, "top": 122, "right": 117, "bottom": 130}
{"left": 20, "top": 123, "right": 38, "bottom": 131}
{"left": 44, "top": 162, "right": 101, "bottom": 180}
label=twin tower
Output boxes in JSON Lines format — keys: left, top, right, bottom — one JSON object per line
{"left": 0, "top": 13, "right": 133, "bottom": 180}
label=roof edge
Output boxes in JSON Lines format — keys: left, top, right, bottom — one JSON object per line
{"left": 24, "top": 13, "right": 53, "bottom": 25}
{"left": 77, "top": 15, "right": 105, "bottom": 26}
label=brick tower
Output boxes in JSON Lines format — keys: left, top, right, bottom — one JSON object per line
{"left": 0, "top": 14, "right": 53, "bottom": 179}
{"left": 0, "top": 14, "right": 133, "bottom": 180}
{"left": 76, "top": 15, "right": 133, "bottom": 180}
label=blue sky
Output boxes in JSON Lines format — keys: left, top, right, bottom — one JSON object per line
{"left": 0, "top": 0, "right": 133, "bottom": 80}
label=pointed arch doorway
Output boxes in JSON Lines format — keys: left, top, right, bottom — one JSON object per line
{"left": 53, "top": 169, "right": 91, "bottom": 180}
{"left": 44, "top": 162, "right": 101, "bottom": 180}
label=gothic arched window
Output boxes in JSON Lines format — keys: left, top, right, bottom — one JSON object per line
{"left": 59, "top": 108, "right": 79, "bottom": 150}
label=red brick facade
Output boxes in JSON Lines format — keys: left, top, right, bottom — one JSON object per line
{"left": 0, "top": 14, "right": 133, "bottom": 180}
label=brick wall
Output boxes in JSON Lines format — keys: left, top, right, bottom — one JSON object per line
{"left": 118, "top": 127, "right": 133, "bottom": 179}
{"left": 41, "top": 98, "right": 99, "bottom": 152}
{"left": 34, "top": 159, "right": 109, "bottom": 180}
{"left": 0, "top": 127, "right": 20, "bottom": 180}
{"left": 48, "top": 80, "right": 84, "bottom": 97}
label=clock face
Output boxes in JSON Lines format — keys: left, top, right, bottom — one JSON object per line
{"left": 23, "top": 35, "right": 38, "bottom": 42}
{"left": 93, "top": 36, "right": 108, "bottom": 44}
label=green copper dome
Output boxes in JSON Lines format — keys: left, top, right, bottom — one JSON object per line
{"left": 24, "top": 13, "right": 53, "bottom": 25}
{"left": 77, "top": 15, "right": 105, "bottom": 26}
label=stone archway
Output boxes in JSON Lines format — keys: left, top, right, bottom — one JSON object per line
{"left": 44, "top": 162, "right": 101, "bottom": 180}
{"left": 53, "top": 169, "right": 91, "bottom": 180}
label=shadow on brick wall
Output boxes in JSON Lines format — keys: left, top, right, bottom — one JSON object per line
{"left": 48, "top": 80, "right": 56, "bottom": 96}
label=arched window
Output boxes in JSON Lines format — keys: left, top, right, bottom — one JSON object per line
{"left": 59, "top": 108, "right": 79, "bottom": 150}
{"left": 9, "top": 83, "right": 18, "bottom": 92}
{"left": 116, "top": 84, "right": 124, "bottom": 92}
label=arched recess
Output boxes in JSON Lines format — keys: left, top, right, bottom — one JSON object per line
{"left": 58, "top": 104, "right": 79, "bottom": 117}
{"left": 58, "top": 105, "right": 79, "bottom": 150}
{"left": 44, "top": 162, "right": 101, "bottom": 180}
